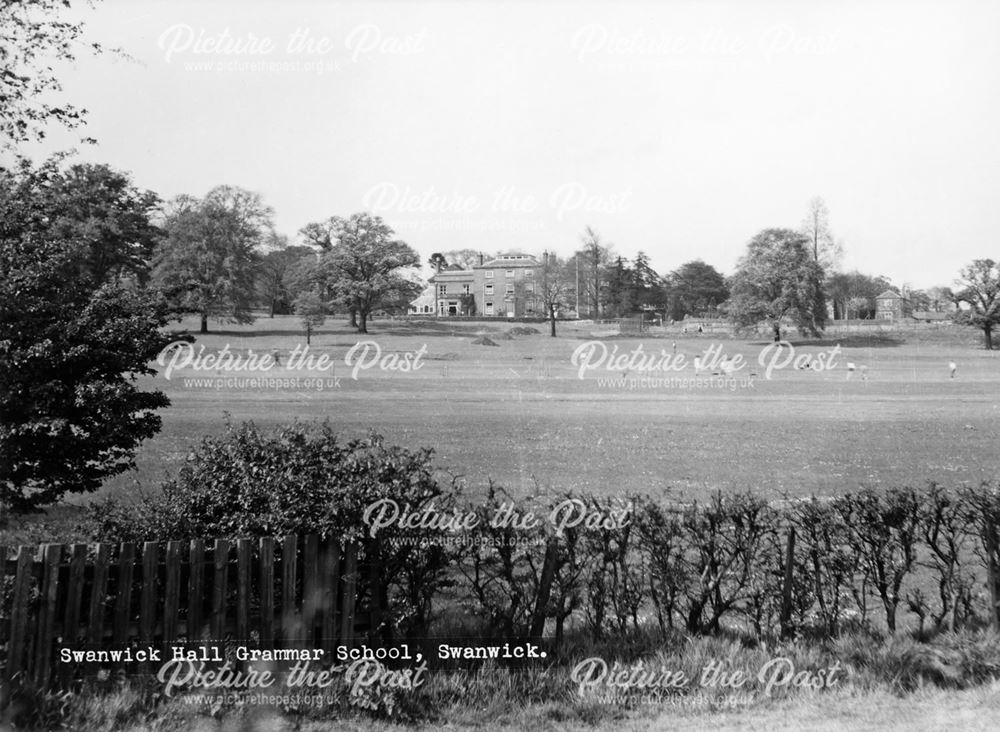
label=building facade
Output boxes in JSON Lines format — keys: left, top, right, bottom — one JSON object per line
{"left": 875, "top": 290, "right": 911, "bottom": 320}
{"left": 427, "top": 252, "right": 544, "bottom": 317}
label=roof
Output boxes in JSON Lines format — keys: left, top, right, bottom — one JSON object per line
{"left": 876, "top": 290, "right": 903, "bottom": 300}
{"left": 429, "top": 269, "right": 475, "bottom": 283}
{"left": 476, "top": 255, "right": 541, "bottom": 269}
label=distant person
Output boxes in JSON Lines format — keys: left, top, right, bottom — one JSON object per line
{"left": 846, "top": 362, "right": 856, "bottom": 380}
{"left": 949, "top": 361, "right": 958, "bottom": 379}
{"left": 272, "top": 348, "right": 282, "bottom": 367}
{"left": 672, "top": 342, "right": 677, "bottom": 355}
{"left": 697, "top": 325, "right": 703, "bottom": 333}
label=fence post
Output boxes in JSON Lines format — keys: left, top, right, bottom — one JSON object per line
{"left": 985, "top": 521, "right": 1000, "bottom": 632}
{"left": 530, "top": 537, "right": 558, "bottom": 643}
{"left": 780, "top": 527, "right": 796, "bottom": 639}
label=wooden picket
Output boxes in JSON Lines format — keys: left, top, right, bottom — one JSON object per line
{"left": 0, "top": 534, "right": 375, "bottom": 695}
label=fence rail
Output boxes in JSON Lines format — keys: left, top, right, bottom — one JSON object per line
{"left": 0, "top": 534, "right": 374, "bottom": 695}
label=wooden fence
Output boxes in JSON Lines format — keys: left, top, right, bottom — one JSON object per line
{"left": 0, "top": 534, "right": 378, "bottom": 695}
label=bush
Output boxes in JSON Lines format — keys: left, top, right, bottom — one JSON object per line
{"left": 86, "top": 419, "right": 460, "bottom": 638}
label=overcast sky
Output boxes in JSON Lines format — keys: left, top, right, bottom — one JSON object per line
{"left": 19, "top": 0, "right": 1000, "bottom": 288}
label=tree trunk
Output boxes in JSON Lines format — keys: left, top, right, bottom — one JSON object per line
{"left": 985, "top": 325, "right": 993, "bottom": 351}
{"left": 306, "top": 324, "right": 311, "bottom": 345}
{"left": 549, "top": 305, "right": 556, "bottom": 337}
{"left": 357, "top": 310, "right": 368, "bottom": 334}
{"left": 773, "top": 322, "right": 781, "bottom": 342}
{"left": 200, "top": 311, "right": 208, "bottom": 334}
{"left": 349, "top": 307, "right": 358, "bottom": 329}
{"left": 270, "top": 298, "right": 276, "bottom": 318}
{"left": 780, "top": 528, "right": 796, "bottom": 639}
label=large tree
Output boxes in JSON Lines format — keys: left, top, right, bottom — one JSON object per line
{"left": 726, "top": 228, "right": 827, "bottom": 341}
{"left": 668, "top": 259, "right": 729, "bottom": 321}
{"left": 46, "top": 162, "right": 163, "bottom": 285}
{"left": 152, "top": 186, "right": 271, "bottom": 333}
{"left": 573, "top": 226, "right": 613, "bottom": 318}
{"left": 953, "top": 259, "right": 1000, "bottom": 350}
{"left": 303, "top": 213, "right": 420, "bottom": 334}
{"left": 0, "top": 161, "right": 176, "bottom": 517}
{"left": 258, "top": 239, "right": 316, "bottom": 317}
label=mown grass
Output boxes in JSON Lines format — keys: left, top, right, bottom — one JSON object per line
{"left": 6, "top": 314, "right": 999, "bottom": 546}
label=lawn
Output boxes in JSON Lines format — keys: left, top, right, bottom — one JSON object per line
{"left": 5, "top": 314, "right": 1000, "bottom": 542}
{"left": 98, "top": 315, "right": 1000, "bottom": 505}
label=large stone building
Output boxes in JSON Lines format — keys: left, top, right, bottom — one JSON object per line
{"left": 427, "top": 252, "right": 544, "bottom": 317}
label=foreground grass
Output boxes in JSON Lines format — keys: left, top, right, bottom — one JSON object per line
{"left": 8, "top": 631, "right": 1000, "bottom": 731}
{"left": 117, "top": 684, "right": 1000, "bottom": 732}
{"left": 15, "top": 673, "right": 1000, "bottom": 732}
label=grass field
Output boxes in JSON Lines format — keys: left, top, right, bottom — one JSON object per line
{"left": 5, "top": 313, "right": 1000, "bottom": 542}
{"left": 97, "top": 315, "right": 1000, "bottom": 503}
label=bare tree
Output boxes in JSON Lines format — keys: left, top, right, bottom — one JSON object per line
{"left": 539, "top": 251, "right": 575, "bottom": 337}
{"left": 801, "top": 197, "right": 843, "bottom": 271}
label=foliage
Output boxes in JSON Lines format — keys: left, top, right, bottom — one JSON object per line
{"left": 0, "top": 159, "right": 176, "bottom": 514}
{"left": 834, "top": 488, "right": 921, "bottom": 633}
{"left": 151, "top": 186, "right": 272, "bottom": 333}
{"left": 0, "top": 0, "right": 112, "bottom": 145}
{"left": 570, "top": 226, "right": 614, "bottom": 317}
{"left": 826, "top": 270, "right": 894, "bottom": 320}
{"left": 87, "top": 421, "right": 458, "bottom": 638}
{"left": 726, "top": 228, "right": 827, "bottom": 340}
{"left": 293, "top": 290, "right": 326, "bottom": 344}
{"left": 667, "top": 259, "right": 729, "bottom": 321}
{"left": 953, "top": 259, "right": 1000, "bottom": 349}
{"left": 301, "top": 212, "right": 421, "bottom": 333}
{"left": 257, "top": 239, "right": 316, "bottom": 316}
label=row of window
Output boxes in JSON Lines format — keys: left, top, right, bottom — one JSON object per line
{"left": 438, "top": 283, "right": 535, "bottom": 296}
{"left": 484, "top": 269, "right": 533, "bottom": 279}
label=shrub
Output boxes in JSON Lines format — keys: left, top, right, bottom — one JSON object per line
{"left": 86, "top": 419, "right": 460, "bottom": 638}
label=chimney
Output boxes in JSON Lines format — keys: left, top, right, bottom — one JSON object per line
{"left": 479, "top": 252, "right": 484, "bottom": 266}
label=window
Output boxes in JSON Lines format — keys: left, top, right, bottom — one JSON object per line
{"left": 485, "top": 301, "right": 494, "bottom": 315}
{"left": 525, "top": 269, "right": 533, "bottom": 278}
{"left": 505, "top": 269, "right": 514, "bottom": 277}
{"left": 485, "top": 270, "right": 494, "bottom": 278}
{"left": 438, "top": 284, "right": 447, "bottom": 296}
{"left": 463, "top": 284, "right": 470, "bottom": 294}
{"left": 485, "top": 284, "right": 494, "bottom": 295}
{"left": 505, "top": 284, "right": 514, "bottom": 294}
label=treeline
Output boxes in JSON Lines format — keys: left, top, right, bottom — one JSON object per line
{"left": 89, "top": 421, "right": 1000, "bottom": 646}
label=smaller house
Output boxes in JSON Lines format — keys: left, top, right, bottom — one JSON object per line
{"left": 875, "top": 290, "right": 910, "bottom": 321}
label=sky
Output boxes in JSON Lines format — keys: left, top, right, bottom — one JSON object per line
{"left": 17, "top": 0, "right": 1000, "bottom": 289}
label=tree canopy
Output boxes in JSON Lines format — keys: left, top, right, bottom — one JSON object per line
{"left": 954, "top": 259, "right": 1000, "bottom": 350}
{"left": 668, "top": 259, "right": 729, "bottom": 321}
{"left": 302, "top": 212, "right": 421, "bottom": 333}
{"left": 152, "top": 186, "right": 272, "bottom": 333}
{"left": 726, "top": 228, "right": 827, "bottom": 341}
{"left": 0, "top": 160, "right": 176, "bottom": 515}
